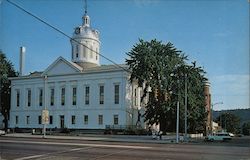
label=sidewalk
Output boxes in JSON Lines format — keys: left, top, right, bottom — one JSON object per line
{"left": 3, "top": 133, "right": 182, "bottom": 144}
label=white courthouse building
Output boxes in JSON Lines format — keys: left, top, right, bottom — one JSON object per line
{"left": 9, "top": 10, "right": 144, "bottom": 130}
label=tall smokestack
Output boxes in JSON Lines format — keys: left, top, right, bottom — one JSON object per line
{"left": 19, "top": 46, "right": 25, "bottom": 76}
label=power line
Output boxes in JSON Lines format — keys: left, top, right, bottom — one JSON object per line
{"left": 6, "top": 0, "right": 131, "bottom": 74}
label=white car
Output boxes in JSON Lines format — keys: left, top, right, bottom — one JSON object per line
{"left": 229, "top": 133, "right": 235, "bottom": 137}
{"left": 0, "top": 130, "right": 6, "bottom": 135}
{"left": 205, "top": 132, "right": 232, "bottom": 141}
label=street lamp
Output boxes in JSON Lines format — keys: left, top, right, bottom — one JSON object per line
{"left": 211, "top": 102, "right": 223, "bottom": 133}
{"left": 184, "top": 74, "right": 188, "bottom": 142}
{"left": 43, "top": 75, "right": 48, "bottom": 138}
{"left": 170, "top": 73, "right": 181, "bottom": 144}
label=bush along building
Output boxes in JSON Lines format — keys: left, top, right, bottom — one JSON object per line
{"left": 9, "top": 9, "right": 145, "bottom": 132}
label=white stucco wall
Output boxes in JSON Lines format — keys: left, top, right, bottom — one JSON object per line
{"left": 9, "top": 68, "right": 141, "bottom": 129}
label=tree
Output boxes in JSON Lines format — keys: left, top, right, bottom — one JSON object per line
{"left": 242, "top": 122, "right": 250, "bottom": 135}
{"left": 0, "top": 51, "right": 18, "bottom": 131}
{"left": 126, "top": 39, "right": 207, "bottom": 133}
{"left": 216, "top": 112, "right": 241, "bottom": 133}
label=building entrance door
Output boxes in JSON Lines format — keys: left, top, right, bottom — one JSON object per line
{"left": 60, "top": 115, "right": 64, "bottom": 128}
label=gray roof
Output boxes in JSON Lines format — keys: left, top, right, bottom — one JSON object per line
{"left": 9, "top": 64, "right": 129, "bottom": 80}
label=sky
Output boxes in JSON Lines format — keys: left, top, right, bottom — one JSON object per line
{"left": 0, "top": 0, "right": 249, "bottom": 111}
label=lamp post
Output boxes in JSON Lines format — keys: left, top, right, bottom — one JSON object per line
{"left": 184, "top": 74, "right": 188, "bottom": 142}
{"left": 170, "top": 73, "right": 181, "bottom": 144}
{"left": 176, "top": 101, "right": 179, "bottom": 143}
{"left": 176, "top": 79, "right": 180, "bottom": 144}
{"left": 211, "top": 102, "right": 223, "bottom": 133}
{"left": 43, "top": 75, "right": 48, "bottom": 138}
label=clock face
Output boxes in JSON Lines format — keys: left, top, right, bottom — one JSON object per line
{"left": 75, "top": 27, "right": 80, "bottom": 34}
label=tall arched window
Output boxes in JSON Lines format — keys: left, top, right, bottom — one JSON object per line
{"left": 96, "top": 47, "right": 98, "bottom": 60}
{"left": 90, "top": 45, "right": 93, "bottom": 58}
{"left": 76, "top": 45, "right": 79, "bottom": 58}
{"left": 84, "top": 46, "right": 87, "bottom": 58}
{"left": 71, "top": 46, "right": 74, "bottom": 59}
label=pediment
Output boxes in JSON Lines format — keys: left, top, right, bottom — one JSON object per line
{"left": 42, "top": 57, "right": 82, "bottom": 76}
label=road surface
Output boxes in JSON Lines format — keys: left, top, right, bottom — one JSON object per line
{"left": 0, "top": 136, "right": 249, "bottom": 160}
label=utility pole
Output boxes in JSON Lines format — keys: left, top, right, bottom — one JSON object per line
{"left": 43, "top": 75, "right": 48, "bottom": 138}
{"left": 184, "top": 74, "right": 187, "bottom": 142}
{"left": 176, "top": 79, "right": 180, "bottom": 144}
{"left": 176, "top": 101, "right": 179, "bottom": 143}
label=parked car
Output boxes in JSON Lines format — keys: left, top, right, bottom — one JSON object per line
{"left": 229, "top": 133, "right": 235, "bottom": 137}
{"left": 0, "top": 129, "right": 6, "bottom": 136}
{"left": 205, "top": 132, "right": 232, "bottom": 142}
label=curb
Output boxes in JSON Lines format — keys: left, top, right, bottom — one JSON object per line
{"left": 3, "top": 133, "right": 180, "bottom": 144}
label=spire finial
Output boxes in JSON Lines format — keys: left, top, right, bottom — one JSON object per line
{"left": 84, "top": 0, "right": 87, "bottom": 14}
{"left": 82, "top": 0, "right": 90, "bottom": 27}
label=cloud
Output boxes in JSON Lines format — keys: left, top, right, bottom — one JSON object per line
{"left": 210, "top": 74, "right": 250, "bottom": 110}
{"left": 212, "top": 31, "right": 232, "bottom": 38}
{"left": 133, "top": 0, "right": 159, "bottom": 7}
{"left": 211, "top": 74, "right": 249, "bottom": 96}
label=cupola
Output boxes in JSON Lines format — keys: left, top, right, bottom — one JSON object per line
{"left": 70, "top": 3, "right": 100, "bottom": 68}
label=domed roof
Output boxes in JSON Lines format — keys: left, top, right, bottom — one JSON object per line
{"left": 72, "top": 12, "right": 99, "bottom": 41}
{"left": 73, "top": 26, "right": 99, "bottom": 40}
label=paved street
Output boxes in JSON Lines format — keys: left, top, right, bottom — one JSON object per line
{"left": 0, "top": 136, "right": 250, "bottom": 160}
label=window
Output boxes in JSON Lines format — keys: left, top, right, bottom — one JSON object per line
{"left": 96, "top": 48, "right": 98, "bottom": 60}
{"left": 76, "top": 45, "right": 79, "bottom": 58}
{"left": 72, "top": 115, "right": 76, "bottom": 124}
{"left": 90, "top": 45, "right": 93, "bottom": 58}
{"left": 98, "top": 115, "right": 103, "bottom": 125}
{"left": 15, "top": 116, "right": 18, "bottom": 124}
{"left": 114, "top": 84, "right": 119, "bottom": 104}
{"left": 99, "top": 85, "right": 104, "bottom": 104}
{"left": 27, "top": 89, "right": 31, "bottom": 107}
{"left": 114, "top": 115, "right": 118, "bottom": 125}
{"left": 39, "top": 89, "right": 43, "bottom": 106}
{"left": 71, "top": 46, "right": 74, "bottom": 59}
{"left": 134, "top": 88, "right": 137, "bottom": 106}
{"left": 38, "top": 116, "right": 41, "bottom": 124}
{"left": 84, "top": 46, "right": 87, "bottom": 57}
{"left": 16, "top": 90, "right": 20, "bottom": 107}
{"left": 26, "top": 116, "right": 30, "bottom": 125}
{"left": 72, "top": 87, "right": 77, "bottom": 105}
{"left": 50, "top": 116, "right": 53, "bottom": 124}
{"left": 84, "top": 115, "right": 88, "bottom": 125}
{"left": 61, "top": 87, "right": 65, "bottom": 106}
{"left": 85, "top": 86, "right": 89, "bottom": 105}
{"left": 50, "top": 88, "right": 54, "bottom": 106}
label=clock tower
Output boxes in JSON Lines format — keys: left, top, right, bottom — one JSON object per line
{"left": 70, "top": 6, "right": 100, "bottom": 68}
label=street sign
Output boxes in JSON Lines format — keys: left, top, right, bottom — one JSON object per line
{"left": 42, "top": 109, "right": 49, "bottom": 124}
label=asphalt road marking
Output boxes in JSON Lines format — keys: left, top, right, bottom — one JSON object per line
{"left": 15, "top": 155, "right": 44, "bottom": 160}
{"left": 91, "top": 148, "right": 133, "bottom": 160}
{"left": 0, "top": 139, "right": 152, "bottom": 149}
{"left": 1, "top": 139, "right": 152, "bottom": 160}
{"left": 14, "top": 146, "right": 94, "bottom": 160}
{"left": 70, "top": 148, "right": 84, "bottom": 151}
